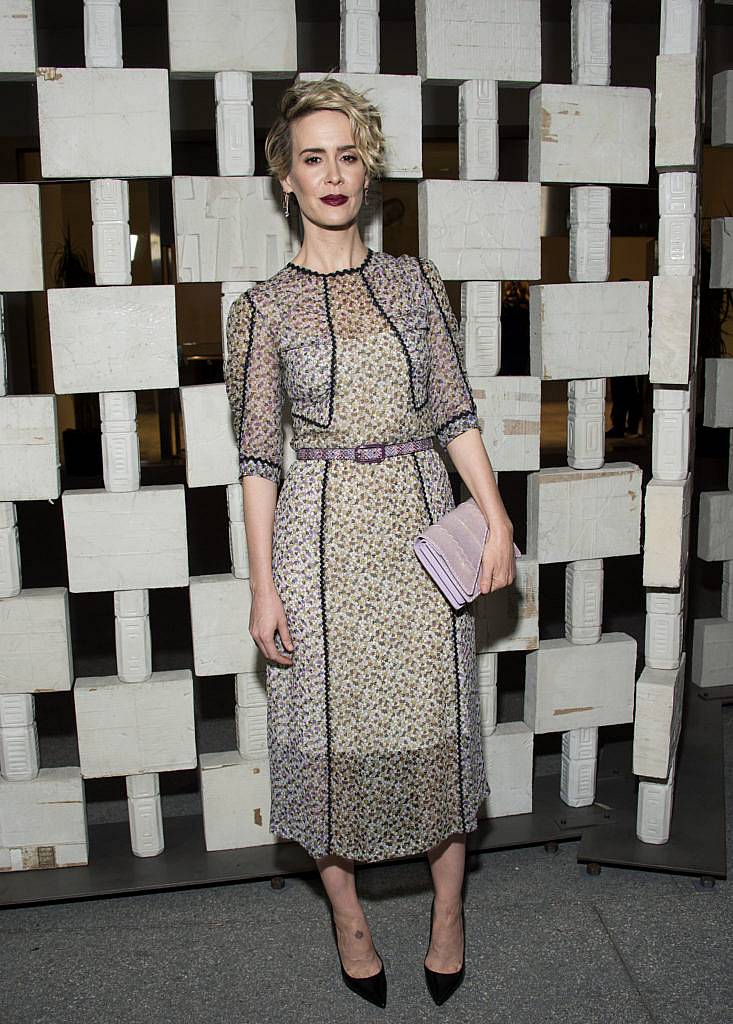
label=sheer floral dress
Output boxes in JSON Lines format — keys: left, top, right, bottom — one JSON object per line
{"left": 224, "top": 247, "right": 490, "bottom": 862}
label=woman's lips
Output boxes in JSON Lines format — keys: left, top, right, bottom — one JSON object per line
{"left": 321, "top": 195, "right": 347, "bottom": 205}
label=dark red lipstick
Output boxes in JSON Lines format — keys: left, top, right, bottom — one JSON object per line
{"left": 321, "top": 195, "right": 348, "bottom": 205}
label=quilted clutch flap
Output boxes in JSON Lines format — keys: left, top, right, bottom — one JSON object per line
{"left": 413, "top": 498, "right": 490, "bottom": 606}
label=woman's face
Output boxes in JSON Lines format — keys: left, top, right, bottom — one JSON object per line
{"left": 280, "top": 108, "right": 370, "bottom": 230}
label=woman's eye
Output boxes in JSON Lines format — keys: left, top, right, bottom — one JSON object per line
{"left": 304, "top": 154, "right": 358, "bottom": 164}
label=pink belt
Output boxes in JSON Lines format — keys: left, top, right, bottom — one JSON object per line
{"left": 295, "top": 435, "right": 435, "bottom": 464}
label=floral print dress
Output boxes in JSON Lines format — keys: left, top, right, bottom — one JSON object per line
{"left": 224, "top": 247, "right": 490, "bottom": 863}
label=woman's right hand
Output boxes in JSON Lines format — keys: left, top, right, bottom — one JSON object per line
{"left": 249, "top": 584, "right": 294, "bottom": 666}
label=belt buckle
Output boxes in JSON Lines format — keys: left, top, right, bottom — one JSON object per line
{"left": 354, "top": 442, "right": 386, "bottom": 464}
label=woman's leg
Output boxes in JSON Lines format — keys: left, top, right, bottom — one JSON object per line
{"left": 425, "top": 832, "right": 466, "bottom": 972}
{"left": 315, "top": 852, "right": 382, "bottom": 978}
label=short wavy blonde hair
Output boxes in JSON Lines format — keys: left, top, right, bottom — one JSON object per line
{"left": 264, "top": 71, "right": 388, "bottom": 190}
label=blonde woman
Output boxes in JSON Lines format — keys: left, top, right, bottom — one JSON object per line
{"left": 224, "top": 74, "right": 516, "bottom": 1009}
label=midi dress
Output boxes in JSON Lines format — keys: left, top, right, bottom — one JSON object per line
{"left": 224, "top": 246, "right": 490, "bottom": 863}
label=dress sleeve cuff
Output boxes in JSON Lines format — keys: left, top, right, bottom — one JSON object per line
{"left": 435, "top": 410, "right": 480, "bottom": 449}
{"left": 239, "top": 456, "right": 281, "bottom": 486}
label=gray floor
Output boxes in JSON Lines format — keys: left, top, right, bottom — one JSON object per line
{"left": 2, "top": 702, "right": 730, "bottom": 1024}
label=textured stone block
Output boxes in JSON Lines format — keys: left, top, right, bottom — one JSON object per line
{"left": 711, "top": 70, "right": 733, "bottom": 146}
{"left": 48, "top": 285, "right": 178, "bottom": 394}
{"left": 710, "top": 218, "right": 733, "bottom": 288}
{"left": 74, "top": 670, "right": 196, "bottom": 778}
{"left": 181, "top": 384, "right": 240, "bottom": 488}
{"left": 168, "top": 0, "right": 296, "bottom": 74}
{"left": 703, "top": 358, "right": 733, "bottom": 428}
{"left": 200, "top": 751, "right": 280, "bottom": 850}
{"left": 478, "top": 722, "right": 533, "bottom": 819}
{"left": 650, "top": 276, "right": 694, "bottom": 384}
{"left": 62, "top": 486, "right": 189, "bottom": 592}
{"left": 0, "top": 184, "right": 43, "bottom": 292}
{"left": 418, "top": 180, "right": 541, "bottom": 280}
{"left": 524, "top": 633, "right": 637, "bottom": 734}
{"left": 642, "top": 475, "right": 692, "bottom": 588}
{"left": 189, "top": 574, "right": 265, "bottom": 676}
{"left": 0, "top": 0, "right": 36, "bottom": 75}
{"left": 571, "top": 0, "right": 611, "bottom": 86}
{"left": 0, "top": 767, "right": 87, "bottom": 869}
{"left": 0, "top": 588, "right": 73, "bottom": 694}
{"left": 527, "top": 462, "right": 642, "bottom": 563}
{"left": 655, "top": 55, "right": 698, "bottom": 169}
{"left": 298, "top": 72, "right": 422, "bottom": 178}
{"left": 691, "top": 618, "right": 733, "bottom": 688}
{"left": 37, "top": 68, "right": 171, "bottom": 178}
{"left": 474, "top": 557, "right": 539, "bottom": 654}
{"left": 660, "top": 0, "right": 701, "bottom": 55}
{"left": 469, "top": 376, "right": 541, "bottom": 472}
{"left": 697, "top": 491, "right": 733, "bottom": 562}
{"left": 0, "top": 396, "right": 60, "bottom": 501}
{"left": 632, "top": 655, "right": 685, "bottom": 779}
{"left": 528, "top": 84, "right": 651, "bottom": 184}
{"left": 529, "top": 282, "right": 649, "bottom": 380}
{"left": 416, "top": 0, "right": 541, "bottom": 85}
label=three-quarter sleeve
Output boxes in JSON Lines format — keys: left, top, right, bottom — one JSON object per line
{"left": 224, "top": 289, "right": 284, "bottom": 487}
{"left": 418, "top": 257, "right": 480, "bottom": 449}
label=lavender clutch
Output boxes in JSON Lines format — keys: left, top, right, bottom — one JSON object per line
{"left": 413, "top": 497, "right": 521, "bottom": 609}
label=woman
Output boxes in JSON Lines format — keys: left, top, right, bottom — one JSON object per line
{"left": 224, "top": 74, "right": 516, "bottom": 1009}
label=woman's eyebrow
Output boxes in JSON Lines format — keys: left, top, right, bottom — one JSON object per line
{"left": 298, "top": 144, "right": 357, "bottom": 155}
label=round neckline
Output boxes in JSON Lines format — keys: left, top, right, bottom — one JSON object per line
{"left": 286, "top": 247, "right": 373, "bottom": 278}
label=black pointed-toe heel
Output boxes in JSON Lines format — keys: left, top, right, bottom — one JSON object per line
{"left": 423, "top": 895, "right": 465, "bottom": 1006}
{"left": 329, "top": 909, "right": 387, "bottom": 1008}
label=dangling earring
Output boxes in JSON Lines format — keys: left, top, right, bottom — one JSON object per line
{"left": 283, "top": 190, "right": 290, "bottom": 219}
{"left": 363, "top": 184, "right": 369, "bottom": 207}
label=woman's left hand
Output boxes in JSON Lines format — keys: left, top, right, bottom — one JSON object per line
{"left": 479, "top": 525, "right": 516, "bottom": 594}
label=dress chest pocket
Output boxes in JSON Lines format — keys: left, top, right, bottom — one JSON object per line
{"left": 279, "top": 331, "right": 333, "bottom": 405}
{"left": 389, "top": 308, "right": 431, "bottom": 409}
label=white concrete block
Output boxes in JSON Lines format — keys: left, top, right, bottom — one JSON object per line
{"left": 126, "top": 772, "right": 164, "bottom": 857}
{"left": 189, "top": 573, "right": 265, "bottom": 676}
{"left": 642, "top": 475, "right": 692, "bottom": 588}
{"left": 571, "top": 1, "right": 611, "bottom": 86}
{"left": 697, "top": 491, "right": 733, "bottom": 562}
{"left": 711, "top": 70, "right": 733, "bottom": 147}
{"left": 569, "top": 186, "right": 611, "bottom": 282}
{"left": 659, "top": 171, "right": 696, "bottom": 216}
{"left": 691, "top": 617, "right": 733, "bottom": 688}
{"left": 655, "top": 55, "right": 699, "bottom": 169}
{"left": 0, "top": 690, "right": 39, "bottom": 781}
{"left": 0, "top": 396, "right": 60, "bottom": 501}
{"left": 174, "top": 176, "right": 294, "bottom": 283}
{"left": 84, "top": 0, "right": 122, "bottom": 68}
{"left": 560, "top": 726, "right": 598, "bottom": 806}
{"left": 529, "top": 282, "right": 649, "bottom": 380}
{"left": 651, "top": 385, "right": 690, "bottom": 481}
{"left": 235, "top": 703, "right": 267, "bottom": 759}
{"left": 235, "top": 672, "right": 266, "bottom": 707}
{"left": 469, "top": 376, "right": 541, "bottom": 472}
{"left": 114, "top": 589, "right": 152, "bottom": 684}
{"left": 418, "top": 179, "right": 541, "bottom": 280}
{"left": 199, "top": 751, "right": 280, "bottom": 851}
{"left": 660, "top": 0, "right": 701, "bottom": 54}
{"left": 340, "top": 0, "right": 380, "bottom": 74}
{"left": 478, "top": 722, "right": 533, "bottom": 819}
{"left": 0, "top": 184, "right": 43, "bottom": 292}
{"left": 528, "top": 84, "right": 651, "bottom": 184}
{"left": 168, "top": 0, "right": 297, "bottom": 74}
{"left": 226, "top": 481, "right": 250, "bottom": 580}
{"left": 74, "top": 670, "right": 196, "bottom": 778}
{"left": 0, "top": 588, "right": 73, "bottom": 694}
{"left": 100, "top": 391, "right": 140, "bottom": 493}
{"left": 0, "top": 767, "right": 87, "bottom": 854}
{"left": 459, "top": 79, "right": 499, "bottom": 181}
{"left": 181, "top": 384, "right": 240, "bottom": 488}
{"left": 527, "top": 462, "right": 643, "bottom": 563}
{"left": 37, "top": 68, "right": 171, "bottom": 178}
{"left": 568, "top": 377, "right": 606, "bottom": 470}
{"left": 477, "top": 653, "right": 498, "bottom": 737}
{"left": 62, "top": 485, "right": 189, "bottom": 592}
{"left": 646, "top": 590, "right": 684, "bottom": 670}
{"left": 298, "top": 72, "right": 422, "bottom": 179}
{"left": 710, "top": 218, "right": 733, "bottom": 288}
{"left": 650, "top": 277, "right": 694, "bottom": 384}
{"left": 48, "top": 285, "right": 178, "bottom": 394}
{"left": 462, "top": 281, "right": 501, "bottom": 376}
{"left": 636, "top": 760, "right": 676, "bottom": 844}
{"left": 215, "top": 71, "right": 254, "bottom": 178}
{"left": 565, "top": 559, "right": 604, "bottom": 644}
{"left": 474, "top": 557, "right": 539, "bottom": 654}
{"left": 703, "top": 359, "right": 733, "bottom": 428}
{"left": 524, "top": 633, "right": 637, "bottom": 733}
{"left": 416, "top": 0, "right": 541, "bottom": 85}
{"left": 91, "top": 179, "right": 131, "bottom": 285}
{"left": 632, "top": 655, "right": 685, "bottom": 779}
{"left": 0, "top": 501, "right": 20, "bottom": 600}
{"left": 724, "top": 561, "right": 733, "bottom": 622}
{"left": 0, "top": 0, "right": 36, "bottom": 74}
